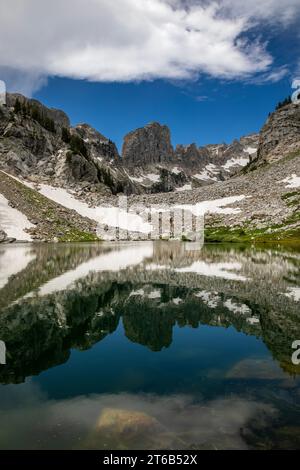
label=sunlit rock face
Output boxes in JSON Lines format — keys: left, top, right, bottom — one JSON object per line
{"left": 0, "top": 93, "right": 259, "bottom": 200}
{"left": 122, "top": 122, "right": 174, "bottom": 166}
{"left": 252, "top": 103, "right": 300, "bottom": 166}
{"left": 121, "top": 121, "right": 258, "bottom": 190}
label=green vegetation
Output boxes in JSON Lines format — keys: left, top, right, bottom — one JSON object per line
{"left": 275, "top": 96, "right": 292, "bottom": 110}
{"left": 14, "top": 98, "right": 56, "bottom": 133}
{"left": 59, "top": 230, "right": 99, "bottom": 242}
{"left": 14, "top": 98, "right": 21, "bottom": 113}
{"left": 204, "top": 224, "right": 300, "bottom": 243}
{"left": 69, "top": 134, "right": 88, "bottom": 158}
{"left": 62, "top": 126, "right": 71, "bottom": 144}
{"left": 281, "top": 191, "right": 300, "bottom": 207}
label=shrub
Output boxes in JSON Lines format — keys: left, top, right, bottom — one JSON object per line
{"left": 14, "top": 98, "right": 21, "bottom": 113}
{"left": 43, "top": 116, "right": 56, "bottom": 133}
{"left": 70, "top": 135, "right": 88, "bottom": 158}
{"left": 275, "top": 96, "right": 292, "bottom": 110}
{"left": 62, "top": 127, "right": 71, "bottom": 143}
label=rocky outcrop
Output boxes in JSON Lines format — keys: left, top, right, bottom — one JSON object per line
{"left": 0, "top": 93, "right": 140, "bottom": 197}
{"left": 0, "top": 93, "right": 260, "bottom": 199}
{"left": 75, "top": 123, "right": 120, "bottom": 164}
{"left": 174, "top": 143, "right": 210, "bottom": 169}
{"left": 6, "top": 93, "right": 70, "bottom": 129}
{"left": 129, "top": 145, "right": 300, "bottom": 242}
{"left": 253, "top": 103, "right": 300, "bottom": 166}
{"left": 122, "top": 122, "right": 174, "bottom": 166}
{"left": 121, "top": 120, "right": 258, "bottom": 190}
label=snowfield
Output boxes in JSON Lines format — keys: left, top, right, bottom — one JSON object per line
{"left": 175, "top": 184, "right": 192, "bottom": 192}
{"left": 37, "top": 184, "right": 152, "bottom": 234}
{"left": 0, "top": 194, "right": 33, "bottom": 241}
{"left": 172, "top": 195, "right": 246, "bottom": 216}
{"left": 171, "top": 167, "right": 182, "bottom": 175}
{"left": 0, "top": 172, "right": 247, "bottom": 237}
{"left": 23, "top": 180, "right": 246, "bottom": 231}
{"left": 222, "top": 156, "right": 249, "bottom": 171}
{"left": 244, "top": 147, "right": 257, "bottom": 155}
{"left": 281, "top": 174, "right": 300, "bottom": 189}
{"left": 193, "top": 163, "right": 219, "bottom": 181}
{"left": 284, "top": 287, "right": 300, "bottom": 302}
{"left": 145, "top": 173, "right": 160, "bottom": 183}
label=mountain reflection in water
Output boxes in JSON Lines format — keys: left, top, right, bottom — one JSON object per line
{"left": 0, "top": 241, "right": 299, "bottom": 450}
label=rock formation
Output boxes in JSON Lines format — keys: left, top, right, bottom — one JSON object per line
{"left": 122, "top": 122, "right": 173, "bottom": 166}
{"left": 0, "top": 92, "right": 299, "bottom": 242}
{"left": 252, "top": 103, "right": 300, "bottom": 166}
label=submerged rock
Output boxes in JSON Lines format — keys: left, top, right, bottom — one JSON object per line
{"left": 85, "top": 407, "right": 182, "bottom": 449}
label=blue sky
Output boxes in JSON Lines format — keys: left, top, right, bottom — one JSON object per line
{"left": 35, "top": 76, "right": 292, "bottom": 151}
{"left": 0, "top": 0, "right": 299, "bottom": 151}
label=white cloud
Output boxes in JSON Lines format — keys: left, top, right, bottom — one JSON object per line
{"left": 0, "top": 0, "right": 298, "bottom": 94}
{"left": 220, "top": 0, "right": 300, "bottom": 26}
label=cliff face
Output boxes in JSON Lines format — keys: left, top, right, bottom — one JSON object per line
{"left": 0, "top": 94, "right": 259, "bottom": 198}
{"left": 6, "top": 93, "right": 70, "bottom": 129}
{"left": 0, "top": 93, "right": 299, "bottom": 243}
{"left": 121, "top": 121, "right": 259, "bottom": 186}
{"left": 122, "top": 122, "right": 174, "bottom": 166}
{"left": 0, "top": 93, "right": 140, "bottom": 197}
{"left": 254, "top": 103, "right": 300, "bottom": 166}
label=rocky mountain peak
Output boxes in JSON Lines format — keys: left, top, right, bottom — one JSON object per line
{"left": 6, "top": 93, "right": 70, "bottom": 129}
{"left": 254, "top": 102, "right": 300, "bottom": 166}
{"left": 74, "top": 123, "right": 120, "bottom": 163}
{"left": 122, "top": 121, "right": 174, "bottom": 166}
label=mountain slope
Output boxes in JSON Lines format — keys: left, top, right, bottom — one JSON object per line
{"left": 0, "top": 94, "right": 299, "bottom": 243}
{"left": 0, "top": 171, "right": 99, "bottom": 242}
{"left": 129, "top": 148, "right": 300, "bottom": 242}
{"left": 0, "top": 93, "right": 258, "bottom": 199}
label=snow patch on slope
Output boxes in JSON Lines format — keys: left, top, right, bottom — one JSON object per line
{"left": 145, "top": 173, "right": 160, "bottom": 183}
{"left": 0, "top": 194, "right": 33, "bottom": 241}
{"left": 194, "top": 290, "right": 221, "bottom": 308}
{"left": 171, "top": 167, "right": 182, "bottom": 175}
{"left": 193, "top": 163, "right": 219, "bottom": 182}
{"left": 281, "top": 174, "right": 300, "bottom": 189}
{"left": 37, "top": 184, "right": 152, "bottom": 233}
{"left": 5, "top": 174, "right": 245, "bottom": 235}
{"left": 284, "top": 287, "right": 300, "bottom": 302}
{"left": 173, "top": 195, "right": 246, "bottom": 216}
{"left": 244, "top": 147, "right": 257, "bottom": 155}
{"left": 175, "top": 184, "right": 192, "bottom": 192}
{"left": 222, "top": 156, "right": 249, "bottom": 171}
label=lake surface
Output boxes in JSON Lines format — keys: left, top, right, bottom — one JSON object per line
{"left": 0, "top": 241, "right": 299, "bottom": 450}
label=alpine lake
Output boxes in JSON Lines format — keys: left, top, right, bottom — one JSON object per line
{"left": 0, "top": 241, "right": 299, "bottom": 450}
